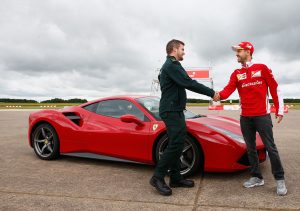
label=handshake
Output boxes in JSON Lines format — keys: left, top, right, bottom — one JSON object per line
{"left": 212, "top": 91, "right": 220, "bottom": 102}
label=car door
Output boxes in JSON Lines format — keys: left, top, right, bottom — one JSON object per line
{"left": 83, "top": 99, "right": 152, "bottom": 162}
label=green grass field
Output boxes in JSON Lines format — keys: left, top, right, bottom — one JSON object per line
{"left": 287, "top": 103, "right": 300, "bottom": 109}
{"left": 0, "top": 103, "right": 80, "bottom": 109}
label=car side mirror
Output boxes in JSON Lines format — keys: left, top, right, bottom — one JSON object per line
{"left": 120, "top": 114, "right": 145, "bottom": 126}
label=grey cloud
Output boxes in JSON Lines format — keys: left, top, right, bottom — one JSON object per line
{"left": 0, "top": 0, "right": 300, "bottom": 100}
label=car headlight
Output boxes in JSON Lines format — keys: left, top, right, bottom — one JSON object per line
{"left": 206, "top": 125, "right": 245, "bottom": 144}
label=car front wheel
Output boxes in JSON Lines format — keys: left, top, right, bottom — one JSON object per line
{"left": 32, "top": 123, "right": 60, "bottom": 160}
{"left": 155, "top": 134, "right": 203, "bottom": 176}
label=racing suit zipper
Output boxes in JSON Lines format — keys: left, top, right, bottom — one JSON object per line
{"left": 246, "top": 66, "right": 250, "bottom": 79}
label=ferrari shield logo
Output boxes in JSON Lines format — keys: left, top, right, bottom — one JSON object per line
{"left": 152, "top": 124, "right": 158, "bottom": 131}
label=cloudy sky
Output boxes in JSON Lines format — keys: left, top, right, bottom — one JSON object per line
{"left": 0, "top": 0, "right": 299, "bottom": 101}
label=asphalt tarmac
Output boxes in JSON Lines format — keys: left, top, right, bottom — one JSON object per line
{"left": 0, "top": 108, "right": 299, "bottom": 210}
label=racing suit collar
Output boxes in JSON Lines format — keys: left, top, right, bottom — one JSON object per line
{"left": 242, "top": 61, "right": 253, "bottom": 68}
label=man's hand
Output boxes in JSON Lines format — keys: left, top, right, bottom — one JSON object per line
{"left": 213, "top": 91, "right": 220, "bottom": 101}
{"left": 276, "top": 115, "right": 283, "bottom": 123}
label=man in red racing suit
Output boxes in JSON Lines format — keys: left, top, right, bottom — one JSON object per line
{"left": 216, "top": 41, "right": 287, "bottom": 196}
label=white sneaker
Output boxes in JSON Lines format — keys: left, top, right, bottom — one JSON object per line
{"left": 276, "top": 180, "right": 287, "bottom": 196}
{"left": 243, "top": 177, "right": 264, "bottom": 188}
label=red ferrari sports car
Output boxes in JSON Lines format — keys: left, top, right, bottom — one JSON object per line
{"left": 28, "top": 95, "right": 266, "bottom": 176}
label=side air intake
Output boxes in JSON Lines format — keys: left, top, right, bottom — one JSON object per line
{"left": 63, "top": 112, "right": 81, "bottom": 126}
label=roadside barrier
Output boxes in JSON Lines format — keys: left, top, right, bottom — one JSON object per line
{"left": 209, "top": 104, "right": 289, "bottom": 113}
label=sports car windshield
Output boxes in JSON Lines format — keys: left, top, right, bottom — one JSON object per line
{"left": 136, "top": 96, "right": 203, "bottom": 120}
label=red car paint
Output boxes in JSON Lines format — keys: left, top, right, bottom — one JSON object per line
{"left": 28, "top": 95, "right": 266, "bottom": 172}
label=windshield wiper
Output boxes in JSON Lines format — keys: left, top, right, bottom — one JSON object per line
{"left": 191, "top": 114, "right": 205, "bottom": 119}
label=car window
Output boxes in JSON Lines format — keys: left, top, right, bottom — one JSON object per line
{"left": 136, "top": 96, "right": 200, "bottom": 120}
{"left": 136, "top": 97, "right": 161, "bottom": 120}
{"left": 93, "top": 99, "right": 148, "bottom": 121}
{"left": 82, "top": 103, "right": 98, "bottom": 112}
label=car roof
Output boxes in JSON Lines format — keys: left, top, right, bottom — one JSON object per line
{"left": 80, "top": 95, "right": 158, "bottom": 107}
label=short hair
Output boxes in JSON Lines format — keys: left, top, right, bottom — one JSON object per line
{"left": 166, "top": 39, "right": 185, "bottom": 55}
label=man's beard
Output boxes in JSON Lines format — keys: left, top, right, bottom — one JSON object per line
{"left": 237, "top": 56, "right": 244, "bottom": 63}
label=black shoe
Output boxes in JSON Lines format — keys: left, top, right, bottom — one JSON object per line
{"left": 169, "top": 179, "right": 195, "bottom": 188}
{"left": 150, "top": 176, "right": 172, "bottom": 196}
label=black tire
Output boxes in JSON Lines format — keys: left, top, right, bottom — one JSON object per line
{"left": 32, "top": 123, "right": 60, "bottom": 160}
{"left": 155, "top": 134, "right": 203, "bottom": 177}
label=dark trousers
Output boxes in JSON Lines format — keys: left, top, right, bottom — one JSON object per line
{"left": 154, "top": 111, "right": 186, "bottom": 182}
{"left": 240, "top": 114, "right": 284, "bottom": 180}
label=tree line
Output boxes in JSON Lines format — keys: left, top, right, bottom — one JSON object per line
{"left": 1, "top": 98, "right": 299, "bottom": 104}
{"left": 0, "top": 98, "right": 87, "bottom": 103}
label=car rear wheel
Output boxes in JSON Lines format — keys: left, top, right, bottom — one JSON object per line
{"left": 32, "top": 123, "right": 60, "bottom": 160}
{"left": 155, "top": 134, "right": 203, "bottom": 177}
